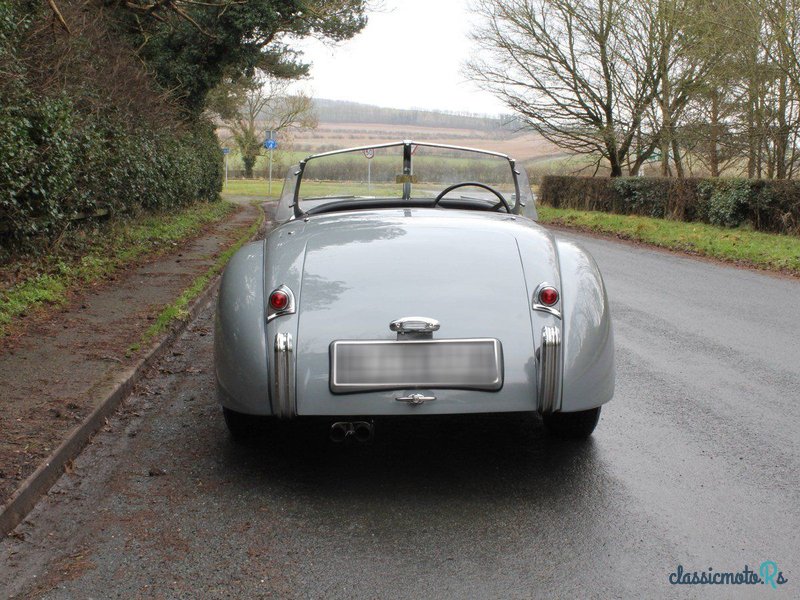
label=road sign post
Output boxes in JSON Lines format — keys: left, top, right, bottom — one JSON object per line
{"left": 264, "top": 133, "right": 278, "bottom": 196}
{"left": 222, "top": 147, "right": 230, "bottom": 187}
{"left": 363, "top": 148, "right": 375, "bottom": 192}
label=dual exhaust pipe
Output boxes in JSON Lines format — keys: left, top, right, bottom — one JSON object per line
{"left": 330, "top": 421, "right": 374, "bottom": 443}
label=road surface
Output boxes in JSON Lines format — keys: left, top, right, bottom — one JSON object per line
{"left": 1, "top": 229, "right": 798, "bottom": 599}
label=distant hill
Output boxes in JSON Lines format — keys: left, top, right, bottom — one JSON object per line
{"left": 293, "top": 99, "right": 560, "bottom": 163}
{"left": 312, "top": 99, "right": 513, "bottom": 132}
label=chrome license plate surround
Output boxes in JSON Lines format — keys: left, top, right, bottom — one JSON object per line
{"left": 329, "top": 338, "right": 503, "bottom": 394}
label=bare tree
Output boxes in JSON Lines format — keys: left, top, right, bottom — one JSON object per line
{"left": 709, "top": 0, "right": 800, "bottom": 178}
{"left": 649, "top": 0, "right": 740, "bottom": 176}
{"left": 468, "top": 0, "right": 800, "bottom": 180}
{"left": 679, "top": 67, "right": 745, "bottom": 177}
{"left": 650, "top": 0, "right": 706, "bottom": 176}
{"left": 212, "top": 72, "right": 317, "bottom": 177}
{"left": 467, "top": 0, "right": 662, "bottom": 176}
{"left": 758, "top": 0, "right": 800, "bottom": 177}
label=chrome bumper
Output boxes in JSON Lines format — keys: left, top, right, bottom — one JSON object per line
{"left": 537, "top": 325, "right": 562, "bottom": 414}
{"left": 273, "top": 333, "right": 296, "bottom": 419}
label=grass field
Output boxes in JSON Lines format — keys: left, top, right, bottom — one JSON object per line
{"left": 223, "top": 179, "right": 401, "bottom": 198}
{"left": 222, "top": 179, "right": 432, "bottom": 199}
{"left": 222, "top": 179, "right": 516, "bottom": 200}
{"left": 223, "top": 126, "right": 559, "bottom": 165}
{"left": 222, "top": 179, "right": 402, "bottom": 198}
{"left": 222, "top": 179, "right": 276, "bottom": 197}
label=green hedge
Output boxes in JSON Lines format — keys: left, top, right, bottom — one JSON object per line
{"left": 0, "top": 95, "right": 223, "bottom": 251}
{"left": 0, "top": 2, "right": 223, "bottom": 255}
{"left": 539, "top": 176, "right": 800, "bottom": 235}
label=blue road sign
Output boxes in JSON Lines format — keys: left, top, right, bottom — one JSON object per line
{"left": 264, "top": 139, "right": 278, "bottom": 150}
{"left": 222, "top": 147, "right": 230, "bottom": 155}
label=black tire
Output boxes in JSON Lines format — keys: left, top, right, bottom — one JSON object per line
{"left": 222, "top": 407, "right": 259, "bottom": 442}
{"left": 542, "top": 406, "right": 601, "bottom": 439}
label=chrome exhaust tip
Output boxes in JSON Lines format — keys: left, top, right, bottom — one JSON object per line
{"left": 330, "top": 422, "right": 352, "bottom": 443}
{"left": 329, "top": 421, "right": 374, "bottom": 443}
{"left": 352, "top": 421, "right": 374, "bottom": 443}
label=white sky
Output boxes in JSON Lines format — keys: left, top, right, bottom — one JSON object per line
{"left": 292, "top": 0, "right": 506, "bottom": 116}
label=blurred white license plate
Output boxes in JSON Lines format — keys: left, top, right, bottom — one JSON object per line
{"left": 330, "top": 338, "right": 503, "bottom": 393}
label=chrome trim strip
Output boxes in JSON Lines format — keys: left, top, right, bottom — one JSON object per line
{"left": 329, "top": 338, "right": 503, "bottom": 394}
{"left": 537, "top": 325, "right": 562, "bottom": 414}
{"left": 411, "top": 141, "right": 512, "bottom": 160}
{"left": 266, "top": 284, "right": 296, "bottom": 323}
{"left": 302, "top": 140, "right": 511, "bottom": 162}
{"left": 533, "top": 304, "right": 562, "bottom": 319}
{"left": 273, "top": 333, "right": 295, "bottom": 419}
{"left": 532, "top": 281, "right": 562, "bottom": 319}
{"left": 303, "top": 141, "right": 407, "bottom": 161}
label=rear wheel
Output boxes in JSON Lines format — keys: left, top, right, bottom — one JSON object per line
{"left": 222, "top": 407, "right": 259, "bottom": 442}
{"left": 542, "top": 407, "right": 601, "bottom": 439}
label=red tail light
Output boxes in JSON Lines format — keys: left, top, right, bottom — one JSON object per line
{"left": 538, "top": 286, "right": 559, "bottom": 306}
{"left": 269, "top": 290, "right": 289, "bottom": 310}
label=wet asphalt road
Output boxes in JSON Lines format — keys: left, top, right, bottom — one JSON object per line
{"left": 1, "top": 230, "right": 799, "bottom": 599}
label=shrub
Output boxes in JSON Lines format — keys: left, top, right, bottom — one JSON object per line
{"left": 702, "top": 179, "right": 751, "bottom": 228}
{"left": 539, "top": 176, "right": 800, "bottom": 235}
{"left": 0, "top": 2, "right": 223, "bottom": 257}
{"left": 611, "top": 178, "right": 670, "bottom": 218}
{"left": 0, "top": 95, "right": 222, "bottom": 253}
{"left": 751, "top": 180, "right": 800, "bottom": 234}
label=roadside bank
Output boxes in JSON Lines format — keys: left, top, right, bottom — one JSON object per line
{"left": 538, "top": 205, "right": 800, "bottom": 277}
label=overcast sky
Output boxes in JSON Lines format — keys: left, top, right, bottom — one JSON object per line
{"left": 293, "top": 0, "right": 506, "bottom": 116}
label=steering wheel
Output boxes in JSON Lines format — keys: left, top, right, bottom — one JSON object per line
{"left": 432, "top": 182, "right": 512, "bottom": 213}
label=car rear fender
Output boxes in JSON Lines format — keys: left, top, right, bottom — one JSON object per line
{"left": 556, "top": 238, "right": 615, "bottom": 412}
{"left": 214, "top": 241, "right": 270, "bottom": 414}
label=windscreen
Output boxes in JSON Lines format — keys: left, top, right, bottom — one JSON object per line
{"left": 297, "top": 143, "right": 517, "bottom": 210}
{"left": 410, "top": 145, "right": 516, "bottom": 202}
{"left": 299, "top": 146, "right": 404, "bottom": 200}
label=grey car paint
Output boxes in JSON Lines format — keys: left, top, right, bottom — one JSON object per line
{"left": 293, "top": 210, "right": 543, "bottom": 415}
{"left": 557, "top": 239, "right": 615, "bottom": 411}
{"left": 214, "top": 241, "right": 269, "bottom": 414}
{"left": 215, "top": 143, "right": 613, "bottom": 418}
{"left": 215, "top": 207, "right": 614, "bottom": 416}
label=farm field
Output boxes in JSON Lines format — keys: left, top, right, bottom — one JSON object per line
{"left": 292, "top": 122, "right": 559, "bottom": 161}
{"left": 217, "top": 99, "right": 573, "bottom": 180}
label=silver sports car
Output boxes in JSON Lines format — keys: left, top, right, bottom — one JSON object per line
{"left": 214, "top": 141, "right": 614, "bottom": 442}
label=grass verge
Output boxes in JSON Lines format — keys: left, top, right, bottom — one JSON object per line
{"left": 538, "top": 205, "right": 800, "bottom": 274}
{"left": 222, "top": 179, "right": 278, "bottom": 198}
{"left": 0, "top": 202, "right": 236, "bottom": 337}
{"left": 128, "top": 203, "right": 265, "bottom": 355}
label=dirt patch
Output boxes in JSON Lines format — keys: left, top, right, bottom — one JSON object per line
{"left": 0, "top": 202, "right": 262, "bottom": 505}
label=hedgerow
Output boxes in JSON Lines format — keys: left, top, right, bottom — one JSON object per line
{"left": 539, "top": 176, "right": 800, "bottom": 235}
{"left": 0, "top": 1, "right": 222, "bottom": 257}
